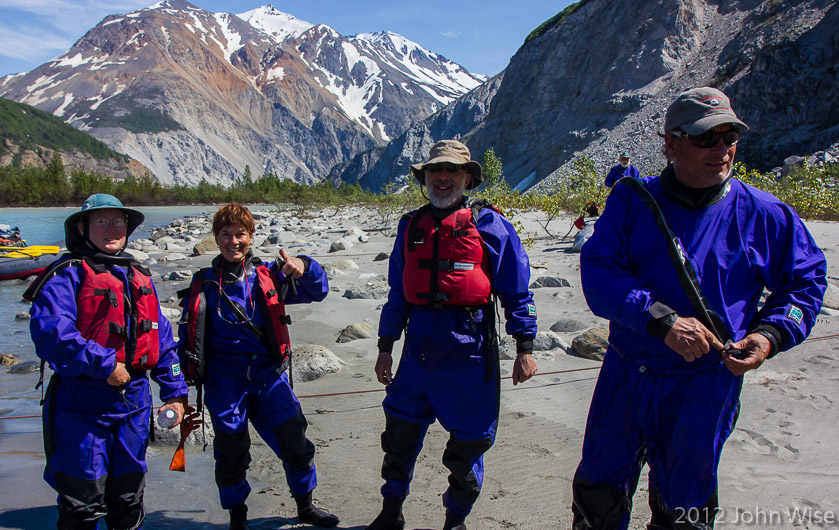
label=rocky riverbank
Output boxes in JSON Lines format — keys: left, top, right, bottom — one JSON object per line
{"left": 1, "top": 206, "right": 838, "bottom": 529}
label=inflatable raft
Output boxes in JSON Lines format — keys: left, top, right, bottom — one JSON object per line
{"left": 0, "top": 246, "right": 61, "bottom": 281}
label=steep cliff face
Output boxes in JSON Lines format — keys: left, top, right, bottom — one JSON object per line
{"left": 0, "top": 1, "right": 485, "bottom": 186}
{"left": 329, "top": 74, "right": 504, "bottom": 191}
{"left": 481, "top": 0, "right": 838, "bottom": 188}
{"left": 336, "top": 0, "right": 838, "bottom": 191}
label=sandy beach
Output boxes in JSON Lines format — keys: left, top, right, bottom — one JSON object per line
{"left": 1, "top": 206, "right": 837, "bottom": 530}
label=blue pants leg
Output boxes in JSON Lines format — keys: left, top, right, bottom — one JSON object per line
{"left": 206, "top": 366, "right": 317, "bottom": 508}
{"left": 44, "top": 376, "right": 149, "bottom": 530}
{"left": 572, "top": 351, "right": 741, "bottom": 530}
{"left": 381, "top": 353, "right": 498, "bottom": 518}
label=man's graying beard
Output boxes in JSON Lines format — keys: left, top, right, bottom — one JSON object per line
{"left": 427, "top": 187, "right": 463, "bottom": 209}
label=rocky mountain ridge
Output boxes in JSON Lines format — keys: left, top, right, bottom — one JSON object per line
{"left": 335, "top": 0, "right": 838, "bottom": 192}
{"left": 0, "top": 1, "right": 485, "bottom": 186}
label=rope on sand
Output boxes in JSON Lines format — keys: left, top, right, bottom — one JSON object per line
{"left": 0, "top": 366, "right": 601, "bottom": 421}
{"left": 2, "top": 334, "right": 838, "bottom": 421}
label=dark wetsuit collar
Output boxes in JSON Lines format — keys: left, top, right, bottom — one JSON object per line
{"left": 660, "top": 164, "right": 732, "bottom": 210}
{"left": 211, "top": 250, "right": 255, "bottom": 284}
{"left": 70, "top": 240, "right": 135, "bottom": 266}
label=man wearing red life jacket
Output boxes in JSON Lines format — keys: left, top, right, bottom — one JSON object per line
{"left": 366, "top": 140, "right": 538, "bottom": 530}
{"left": 27, "top": 194, "right": 188, "bottom": 530}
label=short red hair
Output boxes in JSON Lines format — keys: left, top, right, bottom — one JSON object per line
{"left": 212, "top": 203, "right": 255, "bottom": 237}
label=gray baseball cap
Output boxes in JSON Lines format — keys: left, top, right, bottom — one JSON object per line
{"left": 664, "top": 87, "right": 748, "bottom": 135}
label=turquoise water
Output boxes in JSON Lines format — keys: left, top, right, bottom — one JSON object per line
{"left": 0, "top": 205, "right": 217, "bottom": 246}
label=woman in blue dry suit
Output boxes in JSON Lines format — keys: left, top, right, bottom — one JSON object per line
{"left": 178, "top": 203, "right": 337, "bottom": 530}
{"left": 27, "top": 194, "right": 188, "bottom": 530}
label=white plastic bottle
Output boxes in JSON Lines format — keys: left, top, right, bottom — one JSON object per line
{"left": 158, "top": 408, "right": 177, "bottom": 429}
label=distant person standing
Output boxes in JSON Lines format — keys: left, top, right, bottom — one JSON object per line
{"left": 604, "top": 152, "right": 639, "bottom": 187}
{"left": 26, "top": 194, "right": 188, "bottom": 530}
{"left": 572, "top": 87, "right": 827, "bottom": 529}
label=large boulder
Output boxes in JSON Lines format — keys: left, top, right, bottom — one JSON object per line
{"left": 571, "top": 328, "right": 610, "bottom": 362}
{"left": 530, "top": 276, "right": 573, "bottom": 288}
{"left": 192, "top": 236, "right": 217, "bottom": 256}
{"left": 534, "top": 331, "right": 570, "bottom": 353}
{"left": 343, "top": 280, "right": 390, "bottom": 300}
{"left": 292, "top": 345, "right": 346, "bottom": 382}
{"left": 336, "top": 322, "right": 376, "bottom": 343}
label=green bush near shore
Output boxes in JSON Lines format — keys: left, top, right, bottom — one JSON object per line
{"left": 0, "top": 155, "right": 837, "bottom": 230}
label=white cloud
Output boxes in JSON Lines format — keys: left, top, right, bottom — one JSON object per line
{"left": 1, "top": 0, "right": 150, "bottom": 34}
{"left": 0, "top": 0, "right": 150, "bottom": 65}
{"left": 0, "top": 22, "right": 72, "bottom": 61}
{"left": 441, "top": 28, "right": 461, "bottom": 38}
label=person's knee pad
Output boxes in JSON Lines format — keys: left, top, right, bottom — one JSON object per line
{"left": 104, "top": 473, "right": 145, "bottom": 530}
{"left": 441, "top": 436, "right": 493, "bottom": 507}
{"left": 381, "top": 414, "right": 426, "bottom": 481}
{"left": 649, "top": 488, "right": 719, "bottom": 530}
{"left": 213, "top": 429, "right": 252, "bottom": 487}
{"left": 272, "top": 410, "right": 315, "bottom": 472}
{"left": 54, "top": 472, "right": 107, "bottom": 530}
{"left": 571, "top": 474, "right": 630, "bottom": 530}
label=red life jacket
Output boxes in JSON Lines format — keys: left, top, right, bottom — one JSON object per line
{"left": 25, "top": 257, "right": 160, "bottom": 371}
{"left": 402, "top": 200, "right": 494, "bottom": 308}
{"left": 182, "top": 262, "right": 292, "bottom": 385}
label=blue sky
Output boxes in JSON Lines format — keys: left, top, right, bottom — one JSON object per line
{"left": 0, "top": 0, "right": 572, "bottom": 78}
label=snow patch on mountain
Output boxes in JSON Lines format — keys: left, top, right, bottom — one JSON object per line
{"left": 237, "top": 5, "right": 313, "bottom": 41}
{"left": 211, "top": 13, "right": 245, "bottom": 61}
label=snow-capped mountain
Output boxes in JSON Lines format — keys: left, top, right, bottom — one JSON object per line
{"left": 238, "top": 4, "right": 314, "bottom": 41}
{"left": 0, "top": 0, "right": 486, "bottom": 186}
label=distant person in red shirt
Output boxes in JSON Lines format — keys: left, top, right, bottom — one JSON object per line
{"left": 574, "top": 202, "right": 601, "bottom": 230}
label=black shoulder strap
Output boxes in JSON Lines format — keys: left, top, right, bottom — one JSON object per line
{"left": 618, "top": 177, "right": 732, "bottom": 343}
{"left": 406, "top": 204, "right": 433, "bottom": 252}
{"left": 465, "top": 197, "right": 488, "bottom": 224}
{"left": 22, "top": 256, "right": 82, "bottom": 303}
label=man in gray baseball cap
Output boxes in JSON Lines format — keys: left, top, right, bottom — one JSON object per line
{"left": 571, "top": 87, "right": 826, "bottom": 529}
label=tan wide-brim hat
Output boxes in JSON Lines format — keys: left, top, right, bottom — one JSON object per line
{"left": 410, "top": 140, "right": 483, "bottom": 189}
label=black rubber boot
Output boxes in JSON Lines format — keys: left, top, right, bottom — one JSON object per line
{"left": 365, "top": 497, "right": 406, "bottom": 530}
{"left": 294, "top": 492, "right": 339, "bottom": 528}
{"left": 443, "top": 512, "right": 467, "bottom": 530}
{"left": 228, "top": 503, "right": 249, "bottom": 530}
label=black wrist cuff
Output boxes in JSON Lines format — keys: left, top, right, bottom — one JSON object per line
{"left": 646, "top": 302, "right": 678, "bottom": 340}
{"left": 751, "top": 324, "right": 783, "bottom": 358}
{"left": 514, "top": 334, "right": 534, "bottom": 355}
{"left": 298, "top": 255, "right": 311, "bottom": 272}
{"left": 377, "top": 336, "right": 395, "bottom": 354}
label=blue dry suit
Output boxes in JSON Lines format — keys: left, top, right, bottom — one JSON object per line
{"left": 604, "top": 164, "right": 640, "bottom": 188}
{"left": 177, "top": 254, "right": 328, "bottom": 510}
{"left": 573, "top": 174, "right": 827, "bottom": 529}
{"left": 376, "top": 201, "right": 537, "bottom": 519}
{"left": 30, "top": 254, "right": 187, "bottom": 530}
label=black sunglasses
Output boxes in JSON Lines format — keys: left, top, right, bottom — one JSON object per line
{"left": 671, "top": 129, "right": 740, "bottom": 149}
{"left": 424, "top": 163, "right": 464, "bottom": 173}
